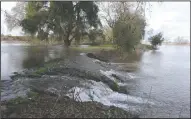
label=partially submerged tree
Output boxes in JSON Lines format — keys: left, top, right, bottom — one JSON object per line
{"left": 148, "top": 32, "right": 164, "bottom": 50}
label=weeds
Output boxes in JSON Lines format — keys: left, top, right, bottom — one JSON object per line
{"left": 113, "top": 81, "right": 119, "bottom": 92}
{"left": 27, "top": 91, "right": 39, "bottom": 99}
{"left": 7, "top": 97, "right": 29, "bottom": 105}
{"left": 35, "top": 67, "right": 47, "bottom": 74}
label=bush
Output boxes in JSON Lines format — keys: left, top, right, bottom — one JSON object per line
{"left": 113, "top": 13, "right": 146, "bottom": 52}
{"left": 149, "top": 32, "right": 164, "bottom": 49}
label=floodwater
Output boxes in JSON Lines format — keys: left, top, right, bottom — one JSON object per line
{"left": 1, "top": 41, "right": 190, "bottom": 118}
{"left": 134, "top": 45, "right": 190, "bottom": 117}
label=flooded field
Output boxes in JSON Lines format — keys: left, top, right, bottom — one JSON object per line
{"left": 1, "top": 41, "right": 190, "bottom": 118}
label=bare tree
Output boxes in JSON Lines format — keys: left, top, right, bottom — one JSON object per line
{"left": 98, "top": 2, "right": 151, "bottom": 44}
{"left": 99, "top": 2, "right": 149, "bottom": 29}
{"left": 4, "top": 2, "right": 26, "bottom": 31}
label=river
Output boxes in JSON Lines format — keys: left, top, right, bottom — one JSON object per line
{"left": 1, "top": 41, "right": 190, "bottom": 118}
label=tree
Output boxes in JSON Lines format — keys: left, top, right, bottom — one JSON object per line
{"left": 4, "top": 2, "right": 26, "bottom": 31}
{"left": 113, "top": 12, "right": 146, "bottom": 52}
{"left": 88, "top": 29, "right": 104, "bottom": 44}
{"left": 99, "top": 2, "right": 147, "bottom": 51}
{"left": 74, "top": 2, "right": 101, "bottom": 45}
{"left": 109, "top": 2, "right": 146, "bottom": 52}
{"left": 5, "top": 1, "right": 101, "bottom": 47}
{"left": 174, "top": 36, "right": 188, "bottom": 44}
{"left": 47, "top": 1, "right": 101, "bottom": 46}
{"left": 148, "top": 32, "right": 164, "bottom": 49}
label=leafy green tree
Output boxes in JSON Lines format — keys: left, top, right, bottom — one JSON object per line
{"left": 148, "top": 32, "right": 164, "bottom": 49}
{"left": 23, "top": 1, "right": 100, "bottom": 46}
{"left": 5, "top": 1, "right": 101, "bottom": 47}
{"left": 113, "top": 12, "right": 146, "bottom": 52}
{"left": 99, "top": 2, "right": 147, "bottom": 51}
{"left": 74, "top": 2, "right": 101, "bottom": 45}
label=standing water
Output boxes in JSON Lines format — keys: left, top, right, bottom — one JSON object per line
{"left": 1, "top": 42, "right": 190, "bottom": 118}
{"left": 132, "top": 45, "right": 190, "bottom": 117}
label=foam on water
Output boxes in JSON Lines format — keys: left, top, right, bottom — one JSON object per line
{"left": 80, "top": 53, "right": 86, "bottom": 56}
{"left": 66, "top": 80, "right": 154, "bottom": 111}
{"left": 100, "top": 69, "right": 137, "bottom": 82}
{"left": 100, "top": 69, "right": 116, "bottom": 81}
{"left": 93, "top": 59, "right": 102, "bottom": 63}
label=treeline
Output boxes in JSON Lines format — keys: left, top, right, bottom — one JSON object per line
{"left": 4, "top": 2, "right": 163, "bottom": 51}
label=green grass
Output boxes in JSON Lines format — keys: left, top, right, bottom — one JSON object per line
{"left": 7, "top": 97, "right": 29, "bottom": 105}
{"left": 71, "top": 44, "right": 115, "bottom": 52}
{"left": 29, "top": 38, "right": 65, "bottom": 45}
{"left": 144, "top": 44, "right": 153, "bottom": 50}
{"left": 34, "top": 61, "right": 58, "bottom": 75}
{"left": 27, "top": 91, "right": 39, "bottom": 99}
{"left": 35, "top": 67, "right": 47, "bottom": 74}
{"left": 6, "top": 91, "right": 39, "bottom": 105}
{"left": 138, "top": 44, "right": 153, "bottom": 50}
{"left": 112, "top": 81, "right": 119, "bottom": 92}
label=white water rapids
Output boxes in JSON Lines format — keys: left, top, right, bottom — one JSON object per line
{"left": 66, "top": 66, "right": 155, "bottom": 114}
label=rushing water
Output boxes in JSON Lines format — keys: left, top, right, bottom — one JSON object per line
{"left": 1, "top": 41, "right": 190, "bottom": 118}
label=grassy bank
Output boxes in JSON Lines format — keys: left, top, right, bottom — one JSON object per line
{"left": 1, "top": 40, "right": 151, "bottom": 118}
{"left": 71, "top": 44, "right": 115, "bottom": 52}
{"left": 29, "top": 39, "right": 65, "bottom": 46}
{"left": 1, "top": 35, "right": 153, "bottom": 50}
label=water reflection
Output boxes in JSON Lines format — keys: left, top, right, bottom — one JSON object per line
{"left": 22, "top": 46, "right": 49, "bottom": 68}
{"left": 122, "top": 51, "right": 144, "bottom": 63}
{"left": 1, "top": 44, "right": 67, "bottom": 80}
{"left": 1, "top": 43, "right": 190, "bottom": 117}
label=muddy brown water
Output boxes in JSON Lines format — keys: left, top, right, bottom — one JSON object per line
{"left": 1, "top": 41, "right": 190, "bottom": 118}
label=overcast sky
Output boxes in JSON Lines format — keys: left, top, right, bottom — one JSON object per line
{"left": 1, "top": 2, "right": 190, "bottom": 41}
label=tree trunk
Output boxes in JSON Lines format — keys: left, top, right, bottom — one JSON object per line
{"left": 64, "top": 39, "right": 71, "bottom": 47}
{"left": 75, "top": 7, "right": 81, "bottom": 46}
{"left": 64, "top": 34, "right": 71, "bottom": 47}
{"left": 75, "top": 30, "right": 80, "bottom": 46}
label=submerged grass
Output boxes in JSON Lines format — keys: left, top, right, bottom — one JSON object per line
{"left": 34, "top": 60, "right": 60, "bottom": 75}
{"left": 112, "top": 81, "right": 120, "bottom": 92}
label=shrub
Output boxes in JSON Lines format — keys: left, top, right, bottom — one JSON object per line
{"left": 148, "top": 32, "right": 164, "bottom": 50}
{"left": 113, "top": 12, "right": 146, "bottom": 52}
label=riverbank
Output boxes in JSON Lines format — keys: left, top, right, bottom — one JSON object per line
{"left": 1, "top": 53, "right": 139, "bottom": 118}
{"left": 1, "top": 42, "right": 190, "bottom": 118}
{"left": 1, "top": 92, "right": 135, "bottom": 118}
{"left": 1, "top": 39, "right": 152, "bottom": 118}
